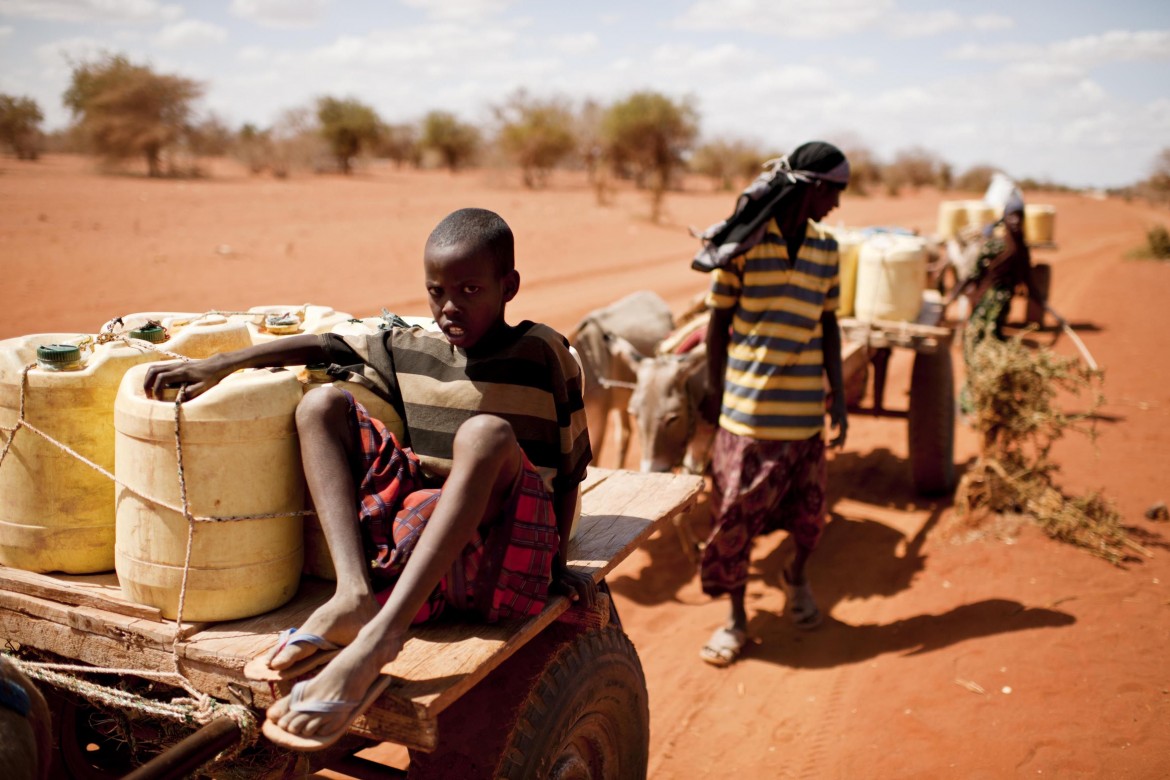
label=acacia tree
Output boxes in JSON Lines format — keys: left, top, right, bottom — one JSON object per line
{"left": 493, "top": 90, "right": 577, "bottom": 188}
{"left": 0, "top": 94, "right": 44, "bottom": 160}
{"left": 602, "top": 91, "right": 699, "bottom": 221}
{"left": 317, "top": 96, "right": 381, "bottom": 174}
{"left": 1148, "top": 148, "right": 1170, "bottom": 193}
{"left": 378, "top": 122, "right": 420, "bottom": 168}
{"left": 63, "top": 54, "right": 203, "bottom": 176}
{"left": 690, "top": 138, "right": 769, "bottom": 191}
{"left": 421, "top": 110, "right": 480, "bottom": 172}
{"left": 882, "top": 145, "right": 946, "bottom": 194}
{"left": 269, "top": 107, "right": 325, "bottom": 178}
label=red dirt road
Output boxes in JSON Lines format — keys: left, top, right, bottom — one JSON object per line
{"left": 2, "top": 156, "right": 1168, "bottom": 778}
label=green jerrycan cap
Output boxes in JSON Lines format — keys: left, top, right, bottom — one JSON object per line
{"left": 130, "top": 323, "right": 168, "bottom": 343}
{"left": 36, "top": 343, "right": 83, "bottom": 370}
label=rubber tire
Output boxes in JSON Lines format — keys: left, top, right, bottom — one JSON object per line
{"left": 1026, "top": 263, "right": 1051, "bottom": 327}
{"left": 496, "top": 624, "right": 650, "bottom": 780}
{"left": 908, "top": 348, "right": 956, "bottom": 496}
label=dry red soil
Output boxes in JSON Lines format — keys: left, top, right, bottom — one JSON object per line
{"left": 2, "top": 155, "right": 1168, "bottom": 778}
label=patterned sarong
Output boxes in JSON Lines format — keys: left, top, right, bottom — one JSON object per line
{"left": 700, "top": 428, "right": 827, "bottom": 597}
{"left": 342, "top": 391, "right": 559, "bottom": 624}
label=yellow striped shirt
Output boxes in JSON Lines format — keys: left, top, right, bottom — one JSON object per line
{"left": 705, "top": 218, "right": 840, "bottom": 440}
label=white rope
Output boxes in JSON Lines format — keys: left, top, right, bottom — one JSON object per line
{"left": 598, "top": 376, "right": 638, "bottom": 390}
{"left": 7, "top": 656, "right": 259, "bottom": 756}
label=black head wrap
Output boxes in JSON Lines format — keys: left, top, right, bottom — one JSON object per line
{"left": 691, "top": 140, "right": 850, "bottom": 272}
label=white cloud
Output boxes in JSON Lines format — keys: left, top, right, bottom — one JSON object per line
{"left": 35, "top": 35, "right": 109, "bottom": 65}
{"left": 748, "top": 64, "right": 835, "bottom": 94}
{"left": 549, "top": 32, "right": 598, "bottom": 56}
{"left": 953, "top": 29, "right": 1170, "bottom": 67}
{"left": 649, "top": 42, "right": 762, "bottom": 75}
{"left": 971, "top": 14, "right": 1013, "bottom": 32}
{"left": 1050, "top": 29, "right": 1170, "bottom": 65}
{"left": 949, "top": 41, "right": 1033, "bottom": 62}
{"left": 887, "top": 10, "right": 1014, "bottom": 38}
{"left": 0, "top": 0, "right": 181, "bottom": 24}
{"left": 230, "top": 0, "right": 331, "bottom": 29}
{"left": 153, "top": 19, "right": 227, "bottom": 49}
{"left": 308, "top": 24, "right": 518, "bottom": 68}
{"left": 401, "top": 0, "right": 517, "bottom": 22}
{"left": 0, "top": 24, "right": 12, "bottom": 38}
{"left": 831, "top": 55, "right": 877, "bottom": 76}
{"left": 675, "top": 0, "right": 894, "bottom": 39}
{"left": 887, "top": 10, "right": 963, "bottom": 38}
{"left": 237, "top": 44, "right": 268, "bottom": 62}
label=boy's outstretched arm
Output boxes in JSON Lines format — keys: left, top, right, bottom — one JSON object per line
{"left": 143, "top": 333, "right": 328, "bottom": 400}
{"left": 551, "top": 485, "right": 597, "bottom": 609}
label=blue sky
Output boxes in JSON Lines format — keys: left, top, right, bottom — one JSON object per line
{"left": 1, "top": 0, "right": 1167, "bottom": 188}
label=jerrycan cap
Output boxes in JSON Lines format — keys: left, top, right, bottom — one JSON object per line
{"left": 304, "top": 362, "right": 332, "bottom": 383}
{"left": 36, "top": 343, "right": 83, "bottom": 370}
{"left": 130, "top": 323, "right": 168, "bottom": 343}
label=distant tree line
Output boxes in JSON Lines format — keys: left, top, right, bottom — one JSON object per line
{"left": 2, "top": 52, "right": 1168, "bottom": 217}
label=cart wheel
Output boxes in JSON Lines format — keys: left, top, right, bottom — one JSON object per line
{"left": 908, "top": 348, "right": 956, "bottom": 496}
{"left": 44, "top": 688, "right": 155, "bottom": 779}
{"left": 1025, "top": 263, "right": 1051, "bottom": 327}
{"left": 496, "top": 624, "right": 649, "bottom": 780}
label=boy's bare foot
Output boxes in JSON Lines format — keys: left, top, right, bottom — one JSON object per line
{"left": 268, "top": 591, "right": 380, "bottom": 671}
{"left": 264, "top": 629, "right": 406, "bottom": 746}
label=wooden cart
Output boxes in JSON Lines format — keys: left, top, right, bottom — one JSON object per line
{"left": 0, "top": 467, "right": 704, "bottom": 779}
{"left": 838, "top": 291, "right": 957, "bottom": 496}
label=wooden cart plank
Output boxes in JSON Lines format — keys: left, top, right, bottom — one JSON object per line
{"left": 839, "top": 317, "right": 953, "bottom": 352}
{"left": 0, "top": 467, "right": 704, "bottom": 752}
{"left": 0, "top": 567, "right": 163, "bottom": 621}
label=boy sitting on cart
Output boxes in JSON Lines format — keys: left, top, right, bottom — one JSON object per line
{"left": 144, "top": 207, "right": 595, "bottom": 750}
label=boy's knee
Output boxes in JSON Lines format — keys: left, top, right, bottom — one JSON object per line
{"left": 453, "top": 414, "right": 516, "bottom": 459}
{"left": 296, "top": 385, "right": 349, "bottom": 431}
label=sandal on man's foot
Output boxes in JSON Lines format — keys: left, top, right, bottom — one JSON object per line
{"left": 699, "top": 626, "right": 747, "bottom": 667}
{"left": 782, "top": 571, "right": 823, "bottom": 630}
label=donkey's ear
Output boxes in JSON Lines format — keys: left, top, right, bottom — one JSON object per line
{"left": 608, "top": 334, "right": 646, "bottom": 374}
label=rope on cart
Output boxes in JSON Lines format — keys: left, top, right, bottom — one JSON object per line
{"left": 6, "top": 655, "right": 259, "bottom": 760}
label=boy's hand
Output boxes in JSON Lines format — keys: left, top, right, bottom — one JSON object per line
{"left": 552, "top": 561, "right": 597, "bottom": 610}
{"left": 143, "top": 357, "right": 230, "bottom": 401}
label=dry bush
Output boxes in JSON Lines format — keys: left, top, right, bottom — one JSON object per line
{"left": 954, "top": 328, "right": 1144, "bottom": 564}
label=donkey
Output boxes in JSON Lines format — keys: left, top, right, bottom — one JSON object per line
{"left": 612, "top": 309, "right": 716, "bottom": 476}
{"left": 569, "top": 290, "right": 674, "bottom": 469}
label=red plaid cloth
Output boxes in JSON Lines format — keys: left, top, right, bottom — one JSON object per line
{"left": 342, "top": 391, "right": 559, "bottom": 624}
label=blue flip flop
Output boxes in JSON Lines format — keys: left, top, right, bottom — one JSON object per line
{"left": 244, "top": 627, "right": 342, "bottom": 681}
{"left": 261, "top": 674, "right": 392, "bottom": 751}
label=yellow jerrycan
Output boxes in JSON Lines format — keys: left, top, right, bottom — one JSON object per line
{"left": 0, "top": 335, "right": 161, "bottom": 573}
{"left": 936, "top": 200, "right": 970, "bottom": 240}
{"left": 823, "top": 226, "right": 864, "bottom": 317}
{"left": 114, "top": 364, "right": 305, "bottom": 621}
{"left": 241, "top": 304, "right": 353, "bottom": 343}
{"left": 115, "top": 312, "right": 254, "bottom": 359}
{"left": 1024, "top": 204, "right": 1056, "bottom": 245}
{"left": 298, "top": 318, "right": 411, "bottom": 580}
{"left": 854, "top": 234, "right": 928, "bottom": 323}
